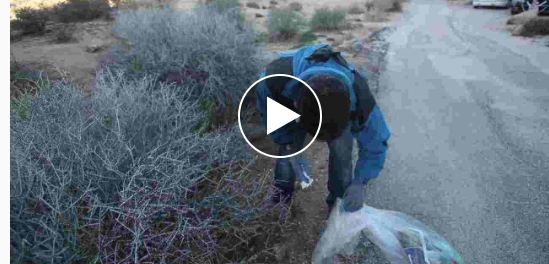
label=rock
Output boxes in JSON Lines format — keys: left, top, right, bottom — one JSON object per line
{"left": 270, "top": 0, "right": 278, "bottom": 5}
{"left": 246, "top": 2, "right": 261, "bottom": 9}
{"left": 255, "top": 13, "right": 264, "bottom": 18}
{"left": 507, "top": 10, "right": 537, "bottom": 25}
{"left": 327, "top": 37, "right": 335, "bottom": 41}
{"left": 262, "top": 6, "right": 267, "bottom": 9}
{"left": 332, "top": 36, "right": 344, "bottom": 46}
{"left": 85, "top": 44, "right": 104, "bottom": 53}
{"left": 512, "top": 25, "right": 525, "bottom": 36}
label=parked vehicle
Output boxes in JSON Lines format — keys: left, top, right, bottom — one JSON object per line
{"left": 473, "top": 0, "right": 511, "bottom": 8}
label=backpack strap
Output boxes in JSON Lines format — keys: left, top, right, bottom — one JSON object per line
{"left": 351, "top": 71, "right": 376, "bottom": 126}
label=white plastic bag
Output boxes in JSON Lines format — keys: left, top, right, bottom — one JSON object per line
{"left": 312, "top": 199, "right": 465, "bottom": 264}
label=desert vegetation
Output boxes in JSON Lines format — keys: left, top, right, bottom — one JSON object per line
{"left": 10, "top": 3, "right": 293, "bottom": 264}
{"left": 10, "top": 0, "right": 409, "bottom": 263}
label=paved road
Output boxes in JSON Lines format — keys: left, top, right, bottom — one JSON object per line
{"left": 362, "top": 1, "right": 549, "bottom": 263}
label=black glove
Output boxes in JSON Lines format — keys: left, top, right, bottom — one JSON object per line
{"left": 342, "top": 180, "right": 364, "bottom": 213}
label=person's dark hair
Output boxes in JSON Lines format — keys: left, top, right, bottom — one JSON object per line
{"left": 298, "top": 75, "right": 350, "bottom": 141}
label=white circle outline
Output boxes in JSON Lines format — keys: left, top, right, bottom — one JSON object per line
{"left": 238, "top": 74, "right": 322, "bottom": 159}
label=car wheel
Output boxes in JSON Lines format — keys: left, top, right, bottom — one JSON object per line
{"left": 474, "top": 5, "right": 479, "bottom": 8}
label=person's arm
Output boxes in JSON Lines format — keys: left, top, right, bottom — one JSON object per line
{"left": 353, "top": 105, "right": 391, "bottom": 184}
{"left": 255, "top": 72, "right": 302, "bottom": 146}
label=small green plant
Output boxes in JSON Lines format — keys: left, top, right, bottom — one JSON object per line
{"left": 310, "top": 7, "right": 347, "bottom": 31}
{"left": 10, "top": 92, "right": 32, "bottom": 120}
{"left": 266, "top": 8, "right": 306, "bottom": 41}
{"left": 130, "top": 58, "right": 145, "bottom": 73}
{"left": 193, "top": 99, "right": 215, "bottom": 136}
{"left": 254, "top": 32, "right": 269, "bottom": 44}
{"left": 11, "top": 7, "right": 50, "bottom": 35}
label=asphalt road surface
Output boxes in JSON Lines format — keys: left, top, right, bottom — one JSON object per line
{"left": 362, "top": 1, "right": 549, "bottom": 263}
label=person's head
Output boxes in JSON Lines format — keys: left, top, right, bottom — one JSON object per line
{"left": 297, "top": 75, "right": 350, "bottom": 141}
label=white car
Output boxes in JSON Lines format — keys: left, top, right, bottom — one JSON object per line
{"left": 473, "top": 0, "right": 511, "bottom": 8}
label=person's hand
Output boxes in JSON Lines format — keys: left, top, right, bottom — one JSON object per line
{"left": 342, "top": 181, "right": 364, "bottom": 213}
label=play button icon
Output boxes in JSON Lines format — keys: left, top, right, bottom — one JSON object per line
{"left": 238, "top": 74, "right": 322, "bottom": 159}
{"left": 267, "top": 97, "right": 301, "bottom": 135}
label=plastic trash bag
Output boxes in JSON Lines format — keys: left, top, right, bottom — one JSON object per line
{"left": 313, "top": 199, "right": 465, "bottom": 264}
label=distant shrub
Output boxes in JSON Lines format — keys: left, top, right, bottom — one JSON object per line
{"left": 386, "top": 0, "right": 403, "bottom": 12}
{"left": 55, "top": 27, "right": 76, "bottom": 43}
{"left": 10, "top": 69, "right": 288, "bottom": 264}
{"left": 519, "top": 17, "right": 549, "bottom": 36}
{"left": 10, "top": 7, "right": 50, "bottom": 35}
{"left": 246, "top": 2, "right": 261, "bottom": 9}
{"left": 53, "top": 0, "right": 111, "bottom": 23}
{"left": 299, "top": 29, "right": 317, "bottom": 46}
{"left": 348, "top": 2, "right": 365, "bottom": 14}
{"left": 310, "top": 7, "right": 347, "bottom": 31}
{"left": 266, "top": 8, "right": 306, "bottom": 41}
{"left": 207, "top": 0, "right": 241, "bottom": 12}
{"left": 111, "top": 6, "right": 261, "bottom": 105}
{"left": 288, "top": 1, "right": 303, "bottom": 11}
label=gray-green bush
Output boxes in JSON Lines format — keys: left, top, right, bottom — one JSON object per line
{"left": 310, "top": 7, "right": 347, "bottom": 31}
{"left": 266, "top": 8, "right": 306, "bottom": 41}
{"left": 10, "top": 69, "right": 289, "bottom": 264}
{"left": 110, "top": 6, "right": 261, "bottom": 105}
{"left": 53, "top": 0, "right": 111, "bottom": 23}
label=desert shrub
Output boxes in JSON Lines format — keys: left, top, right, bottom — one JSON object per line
{"left": 53, "top": 0, "right": 111, "bottom": 23}
{"left": 206, "top": 0, "right": 246, "bottom": 24}
{"left": 288, "top": 1, "right": 303, "bottom": 11}
{"left": 10, "top": 6, "right": 50, "bottom": 35}
{"left": 310, "top": 6, "right": 347, "bottom": 31}
{"left": 298, "top": 29, "right": 318, "bottom": 46}
{"left": 246, "top": 2, "right": 261, "bottom": 9}
{"left": 10, "top": 69, "right": 289, "bottom": 264}
{"left": 110, "top": 6, "right": 261, "bottom": 105}
{"left": 266, "top": 8, "right": 306, "bottom": 41}
{"left": 386, "top": 0, "right": 403, "bottom": 12}
{"left": 207, "top": 0, "right": 241, "bottom": 12}
{"left": 519, "top": 17, "right": 549, "bottom": 36}
{"left": 348, "top": 2, "right": 364, "bottom": 14}
{"left": 55, "top": 27, "right": 76, "bottom": 43}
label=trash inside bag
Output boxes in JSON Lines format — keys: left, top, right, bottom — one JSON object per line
{"left": 313, "top": 199, "right": 465, "bottom": 264}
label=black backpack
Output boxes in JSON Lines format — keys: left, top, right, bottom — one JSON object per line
{"left": 263, "top": 47, "right": 376, "bottom": 127}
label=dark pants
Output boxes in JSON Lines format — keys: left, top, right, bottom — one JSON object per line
{"left": 274, "top": 125, "right": 354, "bottom": 206}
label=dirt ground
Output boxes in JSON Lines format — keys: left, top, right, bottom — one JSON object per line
{"left": 9, "top": 0, "right": 407, "bottom": 262}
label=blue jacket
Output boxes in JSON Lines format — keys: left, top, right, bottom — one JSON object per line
{"left": 256, "top": 45, "right": 391, "bottom": 182}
